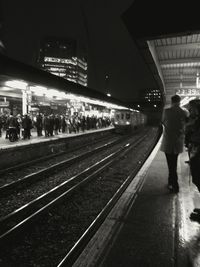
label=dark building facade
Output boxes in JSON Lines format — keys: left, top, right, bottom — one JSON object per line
{"left": 139, "top": 88, "right": 162, "bottom": 106}
{"left": 142, "top": 88, "right": 162, "bottom": 103}
{"left": 38, "top": 37, "right": 87, "bottom": 87}
{"left": 0, "top": 1, "right": 5, "bottom": 54}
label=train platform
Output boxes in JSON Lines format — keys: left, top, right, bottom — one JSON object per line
{"left": 0, "top": 127, "right": 114, "bottom": 150}
{"left": 72, "top": 135, "right": 200, "bottom": 267}
{"left": 0, "top": 126, "right": 115, "bottom": 171}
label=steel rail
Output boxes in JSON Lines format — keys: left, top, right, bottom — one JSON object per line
{"left": 0, "top": 137, "right": 123, "bottom": 195}
{"left": 0, "top": 132, "right": 115, "bottom": 176}
{"left": 0, "top": 134, "right": 146, "bottom": 247}
{"left": 57, "top": 134, "right": 158, "bottom": 267}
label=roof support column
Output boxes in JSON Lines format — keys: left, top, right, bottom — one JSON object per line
{"left": 22, "top": 85, "right": 31, "bottom": 115}
{"left": 22, "top": 89, "right": 27, "bottom": 115}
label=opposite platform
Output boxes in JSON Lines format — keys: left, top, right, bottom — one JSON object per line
{"left": 0, "top": 127, "right": 114, "bottom": 150}
{"left": 0, "top": 127, "right": 114, "bottom": 170}
{"left": 72, "top": 136, "right": 200, "bottom": 267}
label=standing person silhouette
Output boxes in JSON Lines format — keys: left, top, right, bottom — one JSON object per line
{"left": 185, "top": 99, "right": 200, "bottom": 222}
{"left": 160, "top": 94, "right": 188, "bottom": 193}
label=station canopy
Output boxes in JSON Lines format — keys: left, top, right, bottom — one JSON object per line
{"left": 0, "top": 54, "right": 133, "bottom": 113}
{"left": 122, "top": 0, "right": 200, "bottom": 107}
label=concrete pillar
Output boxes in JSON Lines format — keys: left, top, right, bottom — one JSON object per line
{"left": 22, "top": 86, "right": 32, "bottom": 115}
{"left": 22, "top": 89, "right": 27, "bottom": 115}
{"left": 196, "top": 73, "right": 199, "bottom": 88}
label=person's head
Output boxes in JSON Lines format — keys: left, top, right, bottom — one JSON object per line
{"left": 189, "top": 99, "right": 200, "bottom": 118}
{"left": 171, "top": 94, "right": 181, "bottom": 106}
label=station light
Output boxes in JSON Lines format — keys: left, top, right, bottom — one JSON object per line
{"left": 0, "top": 86, "right": 14, "bottom": 91}
{"left": 4, "top": 79, "right": 130, "bottom": 111}
{"left": 64, "top": 94, "right": 130, "bottom": 110}
{"left": 65, "top": 93, "right": 78, "bottom": 100}
{"left": 30, "top": 86, "right": 67, "bottom": 99}
{"left": 30, "top": 86, "right": 48, "bottom": 96}
{"left": 5, "top": 80, "right": 28, "bottom": 90}
{"left": 56, "top": 92, "right": 67, "bottom": 99}
{"left": 180, "top": 96, "right": 196, "bottom": 106}
{"left": 47, "top": 89, "right": 59, "bottom": 98}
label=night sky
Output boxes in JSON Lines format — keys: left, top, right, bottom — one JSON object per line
{"left": 1, "top": 0, "right": 157, "bottom": 103}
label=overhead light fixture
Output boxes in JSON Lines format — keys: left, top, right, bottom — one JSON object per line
{"left": 196, "top": 72, "right": 199, "bottom": 88}
{"left": 47, "top": 89, "right": 59, "bottom": 98}
{"left": 0, "top": 86, "right": 14, "bottom": 91}
{"left": 5, "top": 80, "right": 28, "bottom": 90}
{"left": 30, "top": 86, "right": 48, "bottom": 96}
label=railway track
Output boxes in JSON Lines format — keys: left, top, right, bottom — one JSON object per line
{"left": 0, "top": 135, "right": 123, "bottom": 195}
{"left": 57, "top": 128, "right": 159, "bottom": 267}
{"left": 0, "top": 131, "right": 117, "bottom": 177}
{"left": 0, "top": 131, "right": 147, "bottom": 240}
{"left": 0, "top": 127, "right": 160, "bottom": 266}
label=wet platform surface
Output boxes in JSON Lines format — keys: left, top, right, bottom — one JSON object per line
{"left": 72, "top": 136, "right": 200, "bottom": 267}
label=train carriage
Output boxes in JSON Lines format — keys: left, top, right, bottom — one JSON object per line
{"left": 113, "top": 109, "right": 146, "bottom": 134}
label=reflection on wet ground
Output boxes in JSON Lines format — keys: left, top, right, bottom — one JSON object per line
{"left": 179, "top": 152, "right": 200, "bottom": 266}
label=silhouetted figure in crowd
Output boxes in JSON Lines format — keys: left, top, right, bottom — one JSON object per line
{"left": 0, "top": 115, "right": 2, "bottom": 137}
{"left": 86, "top": 115, "right": 90, "bottom": 130}
{"left": 65, "top": 116, "right": 71, "bottom": 133}
{"left": 160, "top": 94, "right": 188, "bottom": 193}
{"left": 54, "top": 115, "right": 60, "bottom": 135}
{"left": 185, "top": 99, "right": 200, "bottom": 222}
{"left": 43, "top": 115, "right": 50, "bottom": 137}
{"left": 81, "top": 116, "right": 86, "bottom": 132}
{"left": 16, "top": 114, "right": 22, "bottom": 139}
{"left": 22, "top": 114, "right": 32, "bottom": 139}
{"left": 36, "top": 113, "right": 43, "bottom": 136}
{"left": 5, "top": 114, "right": 20, "bottom": 140}
{"left": 49, "top": 114, "right": 54, "bottom": 136}
{"left": 61, "top": 115, "right": 66, "bottom": 133}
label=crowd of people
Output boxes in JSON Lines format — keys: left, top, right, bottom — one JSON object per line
{"left": 161, "top": 94, "right": 200, "bottom": 223}
{"left": 0, "top": 113, "right": 113, "bottom": 141}
{"left": 2, "top": 96, "right": 200, "bottom": 224}
{"left": 185, "top": 98, "right": 200, "bottom": 222}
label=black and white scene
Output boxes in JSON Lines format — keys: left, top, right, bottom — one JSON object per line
{"left": 1, "top": 0, "right": 200, "bottom": 266}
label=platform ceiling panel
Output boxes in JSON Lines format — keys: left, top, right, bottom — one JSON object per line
{"left": 151, "top": 34, "right": 200, "bottom": 105}
{"left": 122, "top": 2, "right": 200, "bottom": 106}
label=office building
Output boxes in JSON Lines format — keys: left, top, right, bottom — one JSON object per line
{"left": 38, "top": 37, "right": 87, "bottom": 86}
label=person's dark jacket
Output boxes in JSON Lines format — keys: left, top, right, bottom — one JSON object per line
{"left": 22, "top": 116, "right": 32, "bottom": 129}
